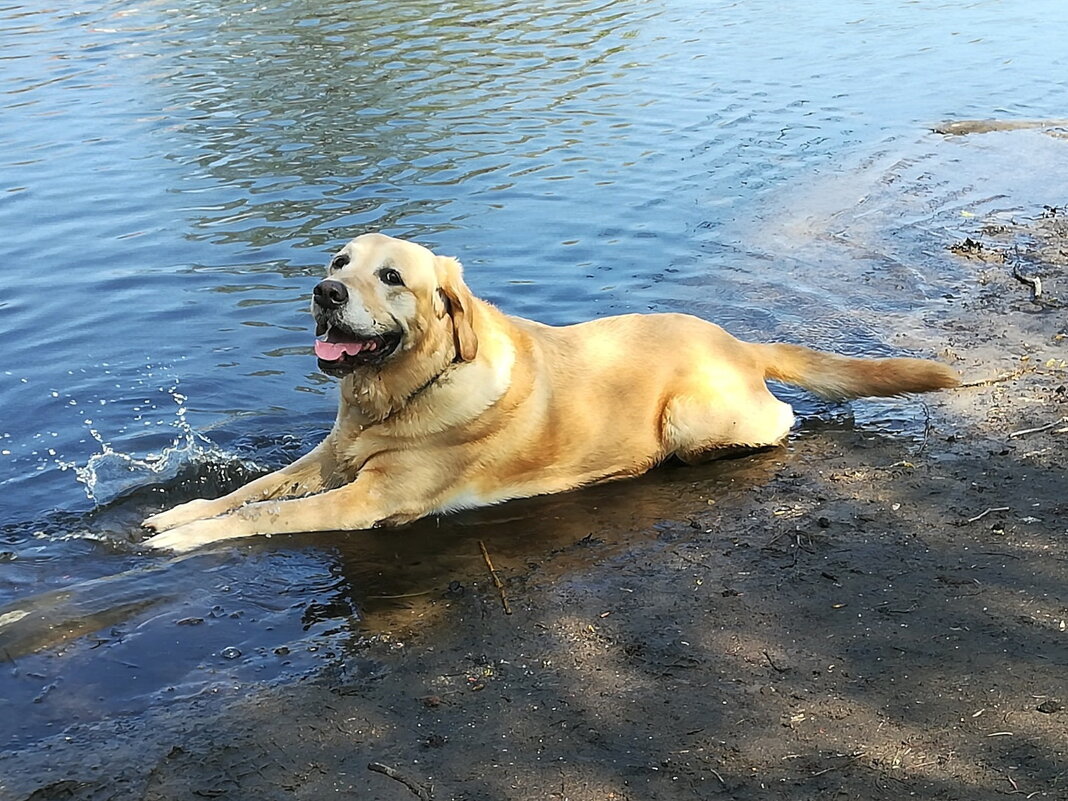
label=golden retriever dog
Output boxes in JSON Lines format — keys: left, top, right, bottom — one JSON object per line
{"left": 143, "top": 233, "right": 958, "bottom": 552}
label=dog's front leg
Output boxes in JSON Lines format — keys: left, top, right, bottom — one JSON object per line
{"left": 142, "top": 440, "right": 340, "bottom": 533}
{"left": 141, "top": 467, "right": 413, "bottom": 553}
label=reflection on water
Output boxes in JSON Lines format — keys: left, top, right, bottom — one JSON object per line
{"left": 1, "top": 0, "right": 1067, "bottom": 750}
{"left": 0, "top": 548, "right": 350, "bottom": 745}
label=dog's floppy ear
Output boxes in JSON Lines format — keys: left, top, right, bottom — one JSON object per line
{"left": 435, "top": 255, "right": 478, "bottom": 362}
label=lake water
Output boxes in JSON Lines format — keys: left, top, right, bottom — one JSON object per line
{"left": 2, "top": 0, "right": 1066, "bottom": 748}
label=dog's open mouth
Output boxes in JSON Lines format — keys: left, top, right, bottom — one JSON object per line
{"left": 314, "top": 325, "right": 402, "bottom": 375}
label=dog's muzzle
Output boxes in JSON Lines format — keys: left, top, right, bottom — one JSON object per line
{"left": 310, "top": 280, "right": 402, "bottom": 376}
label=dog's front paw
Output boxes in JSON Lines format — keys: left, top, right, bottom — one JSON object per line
{"left": 143, "top": 499, "right": 218, "bottom": 532}
{"left": 142, "top": 518, "right": 243, "bottom": 553}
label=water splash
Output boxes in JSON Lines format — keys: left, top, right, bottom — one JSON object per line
{"left": 62, "top": 385, "right": 261, "bottom": 506}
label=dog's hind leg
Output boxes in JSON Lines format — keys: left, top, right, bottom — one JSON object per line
{"left": 663, "top": 384, "right": 795, "bottom": 465}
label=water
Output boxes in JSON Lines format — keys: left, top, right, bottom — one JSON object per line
{"left": 2, "top": 0, "right": 1066, "bottom": 748}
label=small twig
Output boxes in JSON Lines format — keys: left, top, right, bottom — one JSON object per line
{"left": 876, "top": 603, "right": 918, "bottom": 615}
{"left": 919, "top": 400, "right": 932, "bottom": 452}
{"left": 763, "top": 650, "right": 789, "bottom": 673}
{"left": 673, "top": 549, "right": 714, "bottom": 570}
{"left": 479, "top": 540, "right": 512, "bottom": 615}
{"left": 909, "top": 758, "right": 942, "bottom": 769}
{"left": 1012, "top": 260, "right": 1043, "bottom": 300}
{"left": 761, "top": 530, "right": 790, "bottom": 549}
{"left": 364, "top": 589, "right": 435, "bottom": 600}
{"left": 1008, "top": 417, "right": 1068, "bottom": 439}
{"left": 709, "top": 767, "right": 727, "bottom": 786}
{"left": 959, "top": 369, "right": 1024, "bottom": 388}
{"left": 965, "top": 506, "right": 1010, "bottom": 524}
{"left": 811, "top": 753, "right": 866, "bottom": 776}
{"left": 367, "top": 762, "right": 433, "bottom": 800}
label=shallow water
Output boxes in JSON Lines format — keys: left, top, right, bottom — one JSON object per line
{"left": 2, "top": 0, "right": 1067, "bottom": 747}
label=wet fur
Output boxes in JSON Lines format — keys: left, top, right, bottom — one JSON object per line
{"left": 143, "top": 234, "right": 959, "bottom": 552}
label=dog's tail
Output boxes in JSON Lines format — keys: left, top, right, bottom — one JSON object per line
{"left": 751, "top": 342, "right": 959, "bottom": 401}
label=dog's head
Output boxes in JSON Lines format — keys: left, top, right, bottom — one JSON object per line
{"left": 311, "top": 233, "right": 478, "bottom": 377}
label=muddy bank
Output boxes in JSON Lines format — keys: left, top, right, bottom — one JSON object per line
{"left": 933, "top": 119, "right": 1068, "bottom": 137}
{"left": 4, "top": 171, "right": 1068, "bottom": 801}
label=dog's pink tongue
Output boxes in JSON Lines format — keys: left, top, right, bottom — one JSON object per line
{"left": 315, "top": 339, "right": 365, "bottom": 360}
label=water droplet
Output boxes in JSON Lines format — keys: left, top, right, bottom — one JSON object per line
{"left": 220, "top": 646, "right": 242, "bottom": 660}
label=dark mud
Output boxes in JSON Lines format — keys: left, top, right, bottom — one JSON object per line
{"left": 4, "top": 172, "right": 1068, "bottom": 801}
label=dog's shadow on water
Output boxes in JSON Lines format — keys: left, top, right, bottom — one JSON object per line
{"left": 262, "top": 446, "right": 789, "bottom": 637}
{"left": 276, "top": 404, "right": 926, "bottom": 637}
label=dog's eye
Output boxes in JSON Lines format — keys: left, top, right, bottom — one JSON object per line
{"left": 329, "top": 254, "right": 349, "bottom": 271}
{"left": 379, "top": 268, "right": 404, "bottom": 287}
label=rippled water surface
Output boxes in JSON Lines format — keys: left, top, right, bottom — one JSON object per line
{"left": 2, "top": 0, "right": 1067, "bottom": 746}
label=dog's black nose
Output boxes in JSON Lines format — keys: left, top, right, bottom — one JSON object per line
{"left": 314, "top": 279, "right": 348, "bottom": 310}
